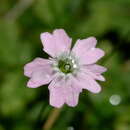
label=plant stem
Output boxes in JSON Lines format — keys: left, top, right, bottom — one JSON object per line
{"left": 43, "top": 108, "right": 62, "bottom": 130}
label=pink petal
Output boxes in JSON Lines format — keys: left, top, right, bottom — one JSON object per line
{"left": 85, "top": 64, "right": 107, "bottom": 74}
{"left": 65, "top": 79, "right": 82, "bottom": 107}
{"left": 48, "top": 78, "right": 65, "bottom": 108}
{"left": 24, "top": 58, "right": 51, "bottom": 77}
{"left": 85, "top": 71, "right": 106, "bottom": 81}
{"left": 76, "top": 73, "right": 101, "bottom": 93}
{"left": 27, "top": 65, "right": 54, "bottom": 88}
{"left": 72, "top": 37, "right": 97, "bottom": 55}
{"left": 82, "top": 48, "right": 104, "bottom": 64}
{"left": 72, "top": 37, "right": 104, "bottom": 65}
{"left": 48, "top": 77, "right": 82, "bottom": 107}
{"left": 79, "top": 48, "right": 104, "bottom": 65}
{"left": 40, "top": 29, "right": 72, "bottom": 57}
{"left": 86, "top": 71, "right": 106, "bottom": 81}
{"left": 95, "top": 75, "right": 105, "bottom": 81}
{"left": 81, "top": 64, "right": 107, "bottom": 81}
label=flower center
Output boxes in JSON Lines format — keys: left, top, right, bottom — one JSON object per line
{"left": 58, "top": 58, "right": 73, "bottom": 74}
{"left": 52, "top": 52, "right": 79, "bottom": 75}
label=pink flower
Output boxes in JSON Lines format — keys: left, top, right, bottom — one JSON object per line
{"left": 24, "top": 29, "right": 107, "bottom": 108}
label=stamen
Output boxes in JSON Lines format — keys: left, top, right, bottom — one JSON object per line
{"left": 71, "top": 59, "right": 75, "bottom": 64}
{"left": 54, "top": 53, "right": 79, "bottom": 75}
{"left": 73, "top": 64, "right": 77, "bottom": 69}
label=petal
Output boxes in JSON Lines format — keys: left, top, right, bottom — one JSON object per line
{"left": 84, "top": 70, "right": 106, "bottom": 81}
{"left": 65, "top": 79, "right": 82, "bottom": 107}
{"left": 95, "top": 75, "right": 105, "bottom": 81}
{"left": 48, "top": 78, "right": 65, "bottom": 108}
{"left": 76, "top": 73, "right": 101, "bottom": 93}
{"left": 40, "top": 29, "right": 72, "bottom": 57}
{"left": 85, "top": 71, "right": 106, "bottom": 81}
{"left": 48, "top": 77, "right": 82, "bottom": 107}
{"left": 81, "top": 64, "right": 107, "bottom": 81}
{"left": 72, "top": 37, "right": 104, "bottom": 65}
{"left": 79, "top": 48, "right": 104, "bottom": 65}
{"left": 72, "top": 37, "right": 97, "bottom": 55}
{"left": 85, "top": 64, "right": 107, "bottom": 74}
{"left": 24, "top": 58, "right": 51, "bottom": 77}
{"left": 27, "top": 65, "right": 54, "bottom": 88}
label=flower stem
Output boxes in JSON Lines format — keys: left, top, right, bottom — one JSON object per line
{"left": 43, "top": 108, "right": 62, "bottom": 130}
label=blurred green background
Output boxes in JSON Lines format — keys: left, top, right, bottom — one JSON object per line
{"left": 0, "top": 0, "right": 130, "bottom": 130}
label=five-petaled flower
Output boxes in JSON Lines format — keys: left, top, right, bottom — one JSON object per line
{"left": 24, "top": 29, "right": 107, "bottom": 108}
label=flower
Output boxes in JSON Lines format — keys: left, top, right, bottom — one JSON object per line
{"left": 24, "top": 29, "right": 107, "bottom": 108}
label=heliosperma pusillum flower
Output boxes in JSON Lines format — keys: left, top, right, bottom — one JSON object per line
{"left": 24, "top": 29, "right": 107, "bottom": 108}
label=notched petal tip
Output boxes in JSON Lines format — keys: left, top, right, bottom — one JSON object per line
{"left": 99, "top": 75, "right": 106, "bottom": 81}
{"left": 53, "top": 28, "right": 72, "bottom": 46}
{"left": 49, "top": 95, "right": 65, "bottom": 108}
{"left": 50, "top": 102, "right": 64, "bottom": 108}
{"left": 27, "top": 80, "right": 42, "bottom": 88}
{"left": 40, "top": 32, "right": 52, "bottom": 42}
{"left": 87, "top": 36, "right": 97, "bottom": 44}
{"left": 97, "top": 48, "right": 105, "bottom": 57}
{"left": 24, "top": 64, "right": 29, "bottom": 77}
{"left": 27, "top": 80, "right": 36, "bottom": 88}
{"left": 40, "top": 32, "right": 50, "bottom": 39}
{"left": 24, "top": 63, "right": 34, "bottom": 77}
{"left": 103, "top": 67, "right": 107, "bottom": 73}
{"left": 53, "top": 28, "right": 66, "bottom": 33}
{"left": 67, "top": 103, "right": 78, "bottom": 107}
{"left": 92, "top": 86, "right": 101, "bottom": 94}
{"left": 40, "top": 29, "right": 72, "bottom": 57}
{"left": 92, "top": 48, "right": 105, "bottom": 63}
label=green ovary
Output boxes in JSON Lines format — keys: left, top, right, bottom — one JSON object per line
{"left": 58, "top": 59, "right": 73, "bottom": 74}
